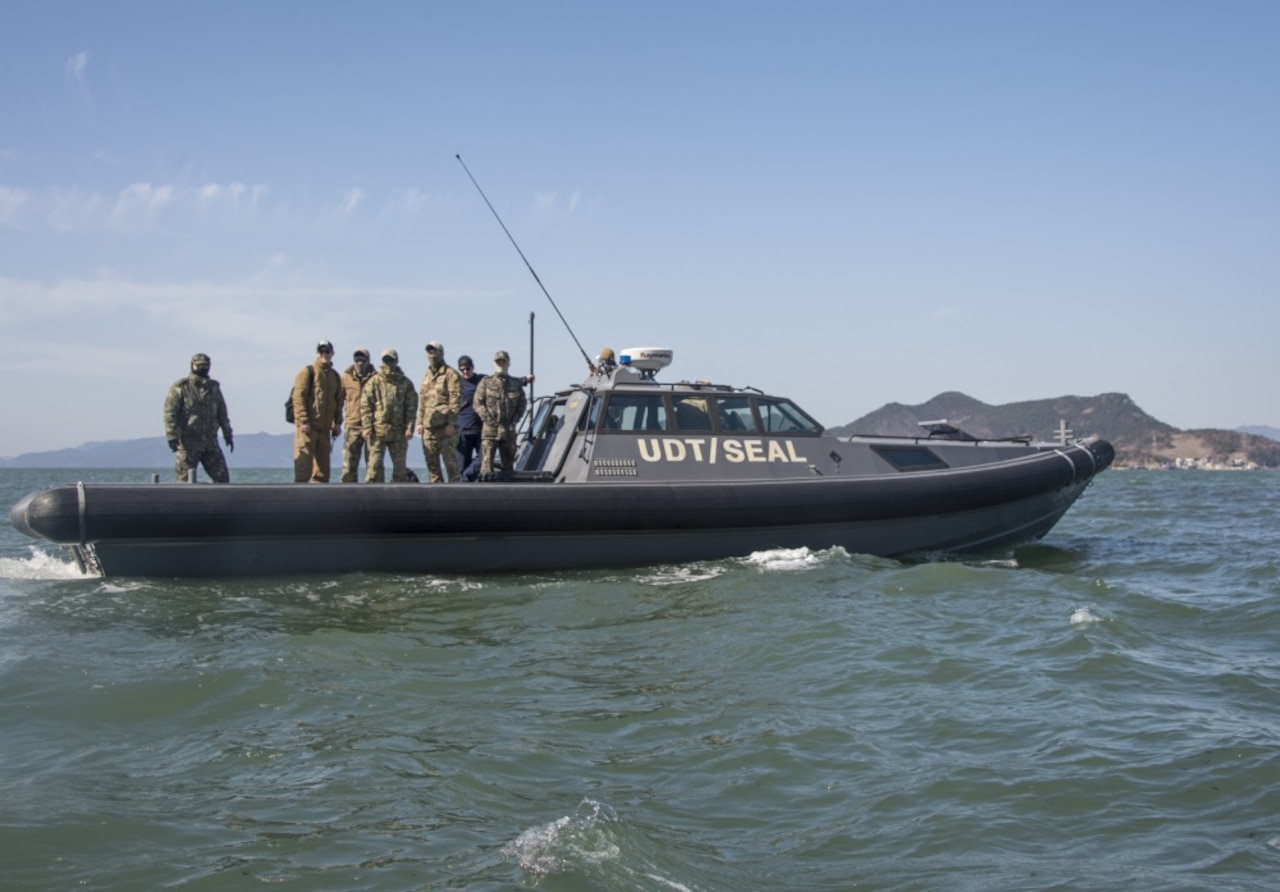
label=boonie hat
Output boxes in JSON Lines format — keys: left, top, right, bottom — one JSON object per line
{"left": 381, "top": 348, "right": 399, "bottom": 363}
{"left": 317, "top": 340, "right": 334, "bottom": 353}
{"left": 425, "top": 341, "right": 443, "bottom": 353}
{"left": 494, "top": 350, "right": 510, "bottom": 362}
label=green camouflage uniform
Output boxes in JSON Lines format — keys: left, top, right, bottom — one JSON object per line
{"left": 416, "top": 361, "right": 462, "bottom": 483}
{"left": 340, "top": 360, "right": 375, "bottom": 483}
{"left": 360, "top": 362, "right": 418, "bottom": 483}
{"left": 474, "top": 370, "right": 527, "bottom": 475}
{"left": 164, "top": 373, "right": 233, "bottom": 483}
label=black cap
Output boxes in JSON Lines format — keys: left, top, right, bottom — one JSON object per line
{"left": 317, "top": 340, "right": 334, "bottom": 353}
{"left": 457, "top": 355, "right": 473, "bottom": 368}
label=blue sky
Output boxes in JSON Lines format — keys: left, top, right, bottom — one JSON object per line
{"left": 2, "top": 1, "right": 1277, "bottom": 457}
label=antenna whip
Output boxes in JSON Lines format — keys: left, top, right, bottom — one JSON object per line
{"left": 456, "top": 154, "right": 595, "bottom": 373}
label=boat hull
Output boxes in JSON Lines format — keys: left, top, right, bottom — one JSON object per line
{"left": 10, "top": 439, "right": 1113, "bottom": 577}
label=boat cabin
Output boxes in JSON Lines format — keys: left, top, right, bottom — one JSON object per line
{"left": 516, "top": 347, "right": 828, "bottom": 483}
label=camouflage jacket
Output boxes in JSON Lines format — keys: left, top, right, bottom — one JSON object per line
{"left": 416, "top": 363, "right": 462, "bottom": 431}
{"left": 164, "top": 374, "right": 232, "bottom": 448}
{"left": 340, "top": 362, "right": 376, "bottom": 433}
{"left": 360, "top": 365, "right": 418, "bottom": 440}
{"left": 292, "top": 361, "right": 343, "bottom": 431}
{"left": 474, "top": 372, "right": 527, "bottom": 439}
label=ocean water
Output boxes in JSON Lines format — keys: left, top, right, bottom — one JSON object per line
{"left": 1, "top": 468, "right": 1277, "bottom": 891}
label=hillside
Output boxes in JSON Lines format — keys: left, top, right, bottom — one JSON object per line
{"left": 829, "top": 392, "right": 1280, "bottom": 469}
{"left": 0, "top": 433, "right": 294, "bottom": 470}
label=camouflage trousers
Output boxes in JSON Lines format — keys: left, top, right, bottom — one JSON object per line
{"left": 294, "top": 427, "right": 333, "bottom": 483}
{"left": 479, "top": 436, "right": 517, "bottom": 476}
{"left": 341, "top": 428, "right": 369, "bottom": 483}
{"left": 421, "top": 428, "right": 459, "bottom": 483}
{"left": 175, "top": 444, "right": 230, "bottom": 484}
{"left": 367, "top": 436, "right": 412, "bottom": 483}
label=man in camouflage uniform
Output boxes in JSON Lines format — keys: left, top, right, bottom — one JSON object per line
{"left": 339, "top": 347, "right": 375, "bottom": 483}
{"left": 415, "top": 341, "right": 462, "bottom": 483}
{"left": 163, "top": 353, "right": 233, "bottom": 483}
{"left": 474, "top": 350, "right": 528, "bottom": 477}
{"left": 360, "top": 348, "right": 418, "bottom": 483}
{"left": 292, "top": 340, "right": 344, "bottom": 483}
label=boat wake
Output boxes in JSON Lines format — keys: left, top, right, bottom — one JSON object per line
{"left": 741, "top": 546, "right": 849, "bottom": 572}
{"left": 0, "top": 547, "right": 87, "bottom": 581}
{"left": 637, "top": 564, "right": 727, "bottom": 586}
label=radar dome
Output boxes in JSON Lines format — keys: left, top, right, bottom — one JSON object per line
{"left": 619, "top": 347, "right": 673, "bottom": 375}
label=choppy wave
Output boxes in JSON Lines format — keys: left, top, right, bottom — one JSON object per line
{"left": 1069, "top": 605, "right": 1105, "bottom": 625}
{"left": 503, "top": 799, "right": 622, "bottom": 875}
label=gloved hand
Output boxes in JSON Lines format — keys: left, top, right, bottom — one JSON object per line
{"left": 225, "top": 434, "right": 234, "bottom": 452}
{"left": 168, "top": 439, "right": 179, "bottom": 452}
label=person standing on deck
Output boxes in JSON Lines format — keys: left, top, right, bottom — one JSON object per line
{"left": 164, "top": 353, "right": 233, "bottom": 483}
{"left": 292, "top": 340, "right": 343, "bottom": 483}
{"left": 361, "top": 348, "right": 418, "bottom": 483}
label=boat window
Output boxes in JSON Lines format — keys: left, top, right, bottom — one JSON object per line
{"left": 673, "top": 396, "right": 713, "bottom": 431}
{"left": 871, "top": 445, "right": 949, "bottom": 472}
{"left": 601, "top": 393, "right": 669, "bottom": 432}
{"left": 519, "top": 398, "right": 566, "bottom": 471}
{"left": 713, "top": 396, "right": 757, "bottom": 432}
{"left": 756, "top": 398, "right": 823, "bottom": 435}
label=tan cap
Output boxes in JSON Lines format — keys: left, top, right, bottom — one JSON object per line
{"left": 425, "top": 341, "right": 443, "bottom": 353}
{"left": 381, "top": 348, "right": 399, "bottom": 363}
{"left": 494, "top": 350, "right": 510, "bottom": 362}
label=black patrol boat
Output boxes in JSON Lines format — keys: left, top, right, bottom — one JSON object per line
{"left": 9, "top": 348, "right": 1114, "bottom": 578}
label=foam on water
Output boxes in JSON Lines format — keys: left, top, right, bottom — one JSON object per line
{"left": 502, "top": 798, "right": 620, "bottom": 875}
{"left": 637, "top": 564, "right": 726, "bottom": 586}
{"left": 0, "top": 546, "right": 87, "bottom": 581}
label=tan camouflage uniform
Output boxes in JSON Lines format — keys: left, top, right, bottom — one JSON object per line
{"left": 163, "top": 355, "right": 233, "bottom": 483}
{"left": 292, "top": 348, "right": 344, "bottom": 483}
{"left": 360, "top": 351, "right": 418, "bottom": 483}
{"left": 339, "top": 351, "right": 375, "bottom": 483}
{"left": 474, "top": 351, "right": 527, "bottom": 476}
{"left": 416, "top": 343, "right": 463, "bottom": 483}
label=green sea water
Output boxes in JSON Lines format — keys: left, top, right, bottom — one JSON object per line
{"left": 1, "top": 469, "right": 1277, "bottom": 891}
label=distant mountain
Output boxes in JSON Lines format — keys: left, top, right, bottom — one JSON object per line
{"left": 829, "top": 392, "right": 1280, "bottom": 468}
{"left": 1237, "top": 425, "right": 1280, "bottom": 442}
{"left": 4, "top": 397, "right": 1277, "bottom": 470}
{"left": 0, "top": 433, "right": 295, "bottom": 469}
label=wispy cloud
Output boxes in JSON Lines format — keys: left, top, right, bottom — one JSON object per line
{"left": 110, "top": 183, "right": 177, "bottom": 228}
{"left": 65, "top": 51, "right": 91, "bottom": 101}
{"left": 337, "top": 187, "right": 364, "bottom": 217}
{"left": 0, "top": 186, "right": 30, "bottom": 230}
{"left": 0, "top": 181, "right": 273, "bottom": 233}
{"left": 534, "top": 191, "right": 556, "bottom": 214}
